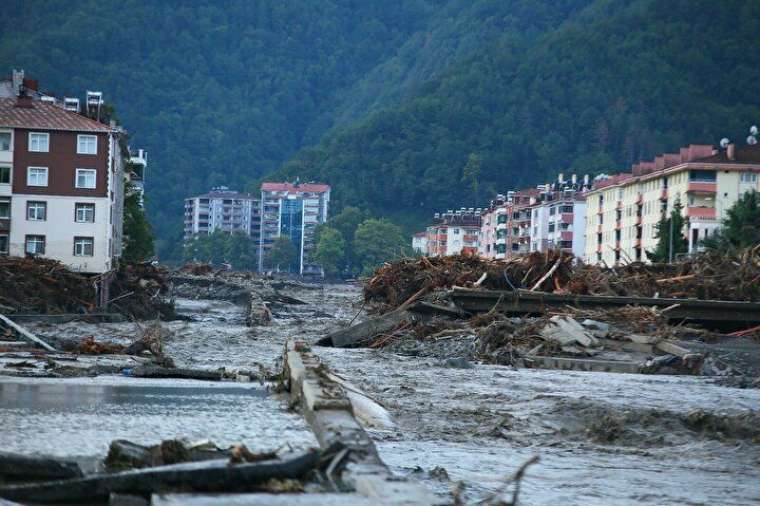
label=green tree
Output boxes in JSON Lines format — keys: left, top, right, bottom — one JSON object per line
{"left": 225, "top": 232, "right": 256, "bottom": 271}
{"left": 647, "top": 198, "right": 688, "bottom": 263}
{"left": 314, "top": 227, "right": 347, "bottom": 277}
{"left": 702, "top": 190, "right": 760, "bottom": 252}
{"left": 266, "top": 235, "right": 297, "bottom": 272}
{"left": 353, "top": 218, "right": 407, "bottom": 276}
{"left": 183, "top": 229, "right": 229, "bottom": 266}
{"left": 122, "top": 182, "right": 155, "bottom": 262}
{"left": 461, "top": 152, "right": 482, "bottom": 206}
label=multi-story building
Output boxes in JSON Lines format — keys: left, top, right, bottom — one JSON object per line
{"left": 258, "top": 181, "right": 330, "bottom": 275}
{"left": 528, "top": 175, "right": 589, "bottom": 258}
{"left": 412, "top": 232, "right": 427, "bottom": 254}
{"left": 184, "top": 187, "right": 261, "bottom": 244}
{"left": 584, "top": 143, "right": 760, "bottom": 265}
{"left": 424, "top": 208, "right": 481, "bottom": 257}
{"left": 0, "top": 88, "right": 124, "bottom": 273}
{"left": 479, "top": 195, "right": 510, "bottom": 259}
{"left": 126, "top": 148, "right": 147, "bottom": 207}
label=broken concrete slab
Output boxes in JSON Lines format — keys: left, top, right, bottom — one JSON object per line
{"left": 520, "top": 355, "right": 642, "bottom": 374}
{"left": 540, "top": 315, "right": 599, "bottom": 348}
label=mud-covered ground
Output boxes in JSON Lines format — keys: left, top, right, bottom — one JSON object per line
{"left": 13, "top": 283, "right": 760, "bottom": 505}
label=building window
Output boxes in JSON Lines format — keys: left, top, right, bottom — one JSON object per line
{"left": 73, "top": 236, "right": 94, "bottom": 256}
{"left": 75, "top": 203, "right": 96, "bottom": 223}
{"left": 26, "top": 201, "right": 47, "bottom": 221}
{"left": 28, "top": 132, "right": 49, "bottom": 152}
{"left": 0, "top": 132, "right": 10, "bottom": 151}
{"left": 740, "top": 171, "right": 757, "bottom": 183}
{"left": 25, "top": 235, "right": 46, "bottom": 254}
{"left": 0, "top": 166, "right": 9, "bottom": 184}
{"left": 689, "top": 170, "right": 716, "bottom": 182}
{"left": 27, "top": 167, "right": 48, "bottom": 186}
{"left": 0, "top": 234, "right": 7, "bottom": 254}
{"left": 0, "top": 200, "right": 9, "bottom": 219}
{"left": 77, "top": 135, "right": 97, "bottom": 155}
{"left": 75, "top": 169, "right": 97, "bottom": 189}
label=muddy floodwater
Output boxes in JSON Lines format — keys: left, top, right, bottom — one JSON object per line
{"left": 8, "top": 283, "right": 760, "bottom": 505}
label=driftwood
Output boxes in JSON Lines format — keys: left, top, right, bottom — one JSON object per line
{"left": 0, "top": 314, "right": 55, "bottom": 352}
{"left": 317, "top": 309, "right": 414, "bottom": 348}
{"left": 0, "top": 451, "right": 319, "bottom": 503}
{"left": 127, "top": 366, "right": 222, "bottom": 381}
{"left": 0, "top": 452, "right": 82, "bottom": 481}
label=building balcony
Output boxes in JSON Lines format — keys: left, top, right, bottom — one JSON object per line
{"left": 616, "top": 201, "right": 623, "bottom": 210}
{"left": 635, "top": 194, "right": 643, "bottom": 205}
{"left": 687, "top": 182, "right": 717, "bottom": 194}
{"left": 596, "top": 243, "right": 603, "bottom": 253}
{"left": 687, "top": 206, "right": 717, "bottom": 220}
{"left": 615, "top": 241, "right": 621, "bottom": 251}
{"left": 560, "top": 231, "right": 573, "bottom": 242}
{"left": 596, "top": 224, "right": 602, "bottom": 234}
{"left": 660, "top": 188, "right": 668, "bottom": 201}
{"left": 597, "top": 208, "right": 603, "bottom": 216}
{"left": 615, "top": 220, "right": 622, "bottom": 230}
{"left": 636, "top": 215, "right": 642, "bottom": 225}
{"left": 635, "top": 238, "right": 642, "bottom": 248}
{"left": 561, "top": 213, "right": 574, "bottom": 224}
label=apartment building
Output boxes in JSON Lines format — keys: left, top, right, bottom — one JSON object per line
{"left": 585, "top": 143, "right": 760, "bottom": 265}
{"left": 528, "top": 175, "right": 589, "bottom": 258}
{"left": 425, "top": 208, "right": 481, "bottom": 257}
{"left": 479, "top": 195, "right": 510, "bottom": 259}
{"left": 0, "top": 90, "right": 124, "bottom": 273}
{"left": 184, "top": 187, "right": 261, "bottom": 244}
{"left": 412, "top": 232, "right": 427, "bottom": 253}
{"left": 127, "top": 148, "right": 147, "bottom": 206}
{"left": 258, "top": 181, "right": 330, "bottom": 275}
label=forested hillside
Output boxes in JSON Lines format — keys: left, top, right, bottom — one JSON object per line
{"left": 280, "top": 0, "right": 760, "bottom": 224}
{"left": 2, "top": 0, "right": 760, "bottom": 259}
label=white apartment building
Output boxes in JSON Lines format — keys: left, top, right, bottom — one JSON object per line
{"left": 184, "top": 187, "right": 261, "bottom": 241}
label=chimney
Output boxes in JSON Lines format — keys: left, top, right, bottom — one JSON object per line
{"left": 583, "top": 174, "right": 590, "bottom": 187}
{"left": 11, "top": 69, "right": 24, "bottom": 95}
{"left": 557, "top": 172, "right": 564, "bottom": 184}
{"left": 13, "top": 85, "right": 34, "bottom": 109}
{"left": 571, "top": 174, "right": 577, "bottom": 186}
{"left": 727, "top": 143, "right": 736, "bottom": 161}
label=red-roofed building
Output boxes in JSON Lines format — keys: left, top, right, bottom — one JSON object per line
{"left": 0, "top": 75, "right": 125, "bottom": 273}
{"left": 259, "top": 180, "right": 330, "bottom": 274}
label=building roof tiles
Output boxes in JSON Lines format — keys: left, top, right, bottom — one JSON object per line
{"left": 0, "top": 98, "right": 113, "bottom": 132}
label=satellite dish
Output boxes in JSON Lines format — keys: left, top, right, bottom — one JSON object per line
{"left": 720, "top": 138, "right": 730, "bottom": 148}
{"left": 751, "top": 125, "right": 759, "bottom": 136}
{"left": 748, "top": 135, "right": 758, "bottom": 146}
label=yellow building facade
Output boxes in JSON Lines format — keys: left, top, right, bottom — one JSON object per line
{"left": 585, "top": 144, "right": 760, "bottom": 265}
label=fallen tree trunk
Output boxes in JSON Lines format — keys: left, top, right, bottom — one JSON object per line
{"left": 0, "top": 314, "right": 56, "bottom": 352}
{"left": 0, "top": 451, "right": 319, "bottom": 504}
{"left": 317, "top": 309, "right": 414, "bottom": 347}
{"left": 127, "top": 366, "right": 222, "bottom": 381}
{"left": 0, "top": 452, "right": 82, "bottom": 481}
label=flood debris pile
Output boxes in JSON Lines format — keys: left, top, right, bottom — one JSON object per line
{"left": 321, "top": 250, "right": 760, "bottom": 379}
{"left": 364, "top": 247, "right": 760, "bottom": 312}
{"left": 0, "top": 437, "right": 331, "bottom": 504}
{"left": 0, "top": 257, "right": 175, "bottom": 319}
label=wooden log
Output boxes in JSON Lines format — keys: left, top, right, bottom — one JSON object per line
{"left": 0, "top": 314, "right": 55, "bottom": 352}
{"left": 0, "top": 452, "right": 82, "bottom": 481}
{"left": 127, "top": 366, "right": 222, "bottom": 381}
{"left": 317, "top": 309, "right": 414, "bottom": 348}
{"left": 530, "top": 258, "right": 561, "bottom": 291}
{"left": 0, "top": 451, "right": 319, "bottom": 504}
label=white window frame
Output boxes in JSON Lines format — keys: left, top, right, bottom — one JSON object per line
{"left": 740, "top": 171, "right": 757, "bottom": 183}
{"left": 77, "top": 135, "right": 98, "bottom": 155}
{"left": 73, "top": 236, "right": 94, "bottom": 257}
{"left": 0, "top": 200, "right": 9, "bottom": 219}
{"left": 27, "top": 167, "right": 49, "bottom": 187}
{"left": 25, "top": 235, "right": 46, "bottom": 255}
{"left": 75, "top": 168, "right": 97, "bottom": 189}
{"left": 75, "top": 203, "right": 96, "bottom": 223}
{"left": 0, "top": 131, "right": 11, "bottom": 151}
{"left": 28, "top": 132, "right": 49, "bottom": 152}
{"left": 26, "top": 201, "right": 47, "bottom": 221}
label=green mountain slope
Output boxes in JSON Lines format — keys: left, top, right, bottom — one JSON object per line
{"left": 279, "top": 0, "right": 760, "bottom": 224}
{"left": 0, "top": 0, "right": 441, "bottom": 255}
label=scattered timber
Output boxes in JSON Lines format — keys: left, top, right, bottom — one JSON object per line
{"left": 0, "top": 452, "right": 320, "bottom": 504}
{"left": 317, "top": 309, "right": 416, "bottom": 347}
{"left": 0, "top": 314, "right": 56, "bottom": 352}
{"left": 0, "top": 452, "right": 82, "bottom": 481}
{"left": 126, "top": 365, "right": 222, "bottom": 381}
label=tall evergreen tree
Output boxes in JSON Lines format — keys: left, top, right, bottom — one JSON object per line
{"left": 702, "top": 190, "right": 760, "bottom": 252}
{"left": 647, "top": 198, "right": 688, "bottom": 263}
{"left": 122, "top": 182, "right": 155, "bottom": 262}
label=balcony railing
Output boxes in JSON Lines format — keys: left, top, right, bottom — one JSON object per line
{"left": 687, "top": 182, "right": 717, "bottom": 193}
{"left": 687, "top": 206, "right": 717, "bottom": 220}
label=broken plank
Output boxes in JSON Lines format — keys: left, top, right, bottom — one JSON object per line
{"left": 0, "top": 314, "right": 55, "bottom": 352}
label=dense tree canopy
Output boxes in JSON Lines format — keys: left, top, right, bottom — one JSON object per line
{"left": 4, "top": 0, "right": 760, "bottom": 258}
{"left": 703, "top": 190, "right": 760, "bottom": 253}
